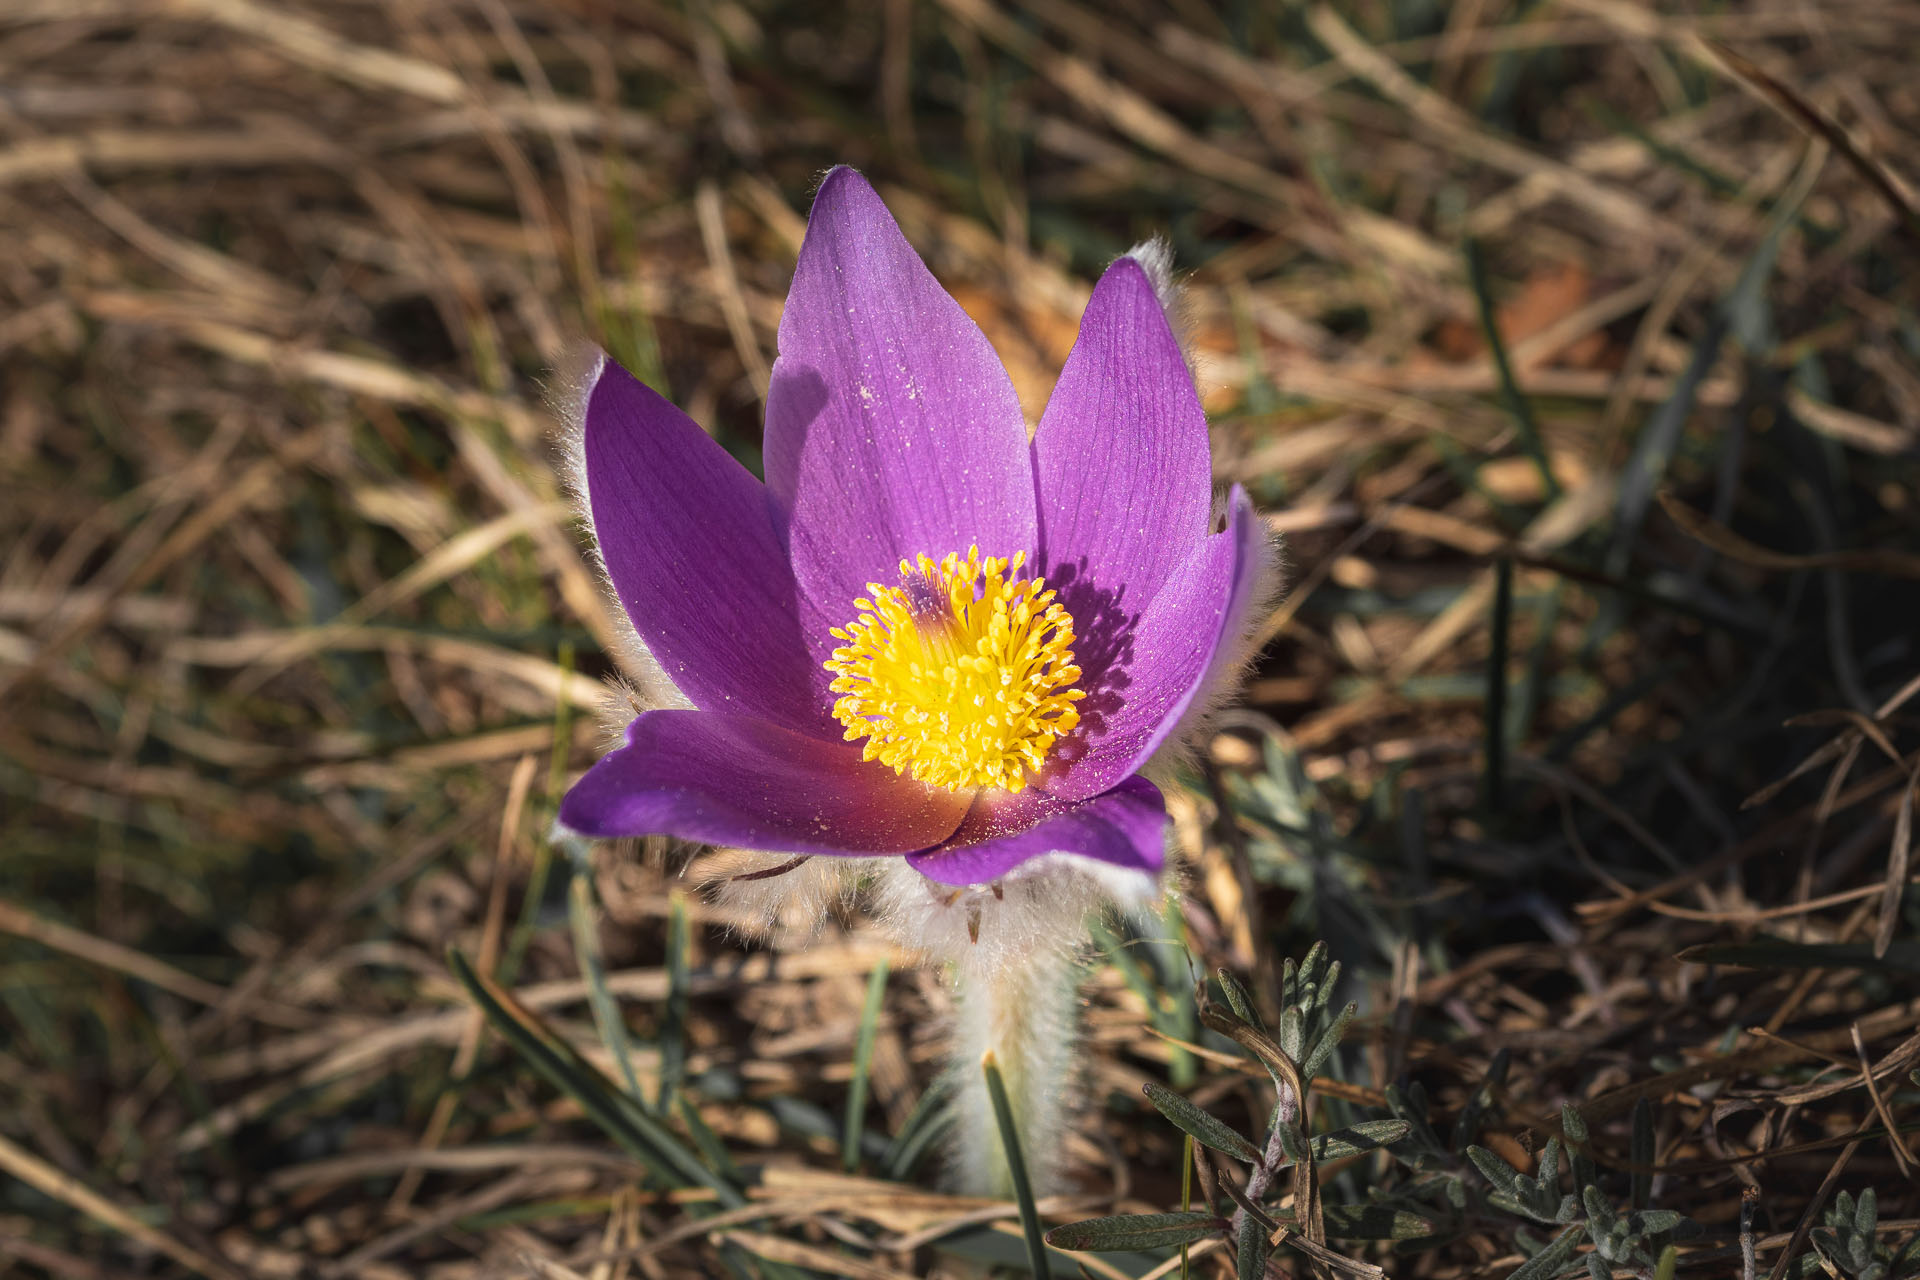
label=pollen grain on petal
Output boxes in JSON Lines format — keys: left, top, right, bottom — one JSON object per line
{"left": 821, "top": 548, "right": 1083, "bottom": 793}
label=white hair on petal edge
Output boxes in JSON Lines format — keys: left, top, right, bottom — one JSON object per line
{"left": 1123, "top": 237, "right": 1178, "bottom": 309}
{"left": 1145, "top": 513, "right": 1288, "bottom": 784}
{"left": 542, "top": 341, "right": 687, "bottom": 716}
{"left": 1122, "top": 237, "right": 1197, "bottom": 382}
{"left": 546, "top": 341, "right": 606, "bottom": 513}
{"left": 1113, "top": 237, "right": 1278, "bottom": 773}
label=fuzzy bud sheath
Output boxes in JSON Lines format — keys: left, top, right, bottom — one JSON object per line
{"left": 708, "top": 849, "right": 1164, "bottom": 1196}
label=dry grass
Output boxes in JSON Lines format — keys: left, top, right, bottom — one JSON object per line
{"left": 2, "top": 1, "right": 1918, "bottom": 1277}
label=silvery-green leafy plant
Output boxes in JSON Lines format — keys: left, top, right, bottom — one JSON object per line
{"left": 1469, "top": 1108, "right": 1701, "bottom": 1280}
{"left": 1048, "top": 944, "right": 1446, "bottom": 1279}
{"left": 1805, "top": 1189, "right": 1920, "bottom": 1280}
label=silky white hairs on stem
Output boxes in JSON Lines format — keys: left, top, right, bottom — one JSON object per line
{"left": 864, "top": 853, "right": 1165, "bottom": 1195}
{"left": 685, "top": 846, "right": 1167, "bottom": 1195}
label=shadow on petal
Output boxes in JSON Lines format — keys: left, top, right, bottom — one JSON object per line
{"left": 1035, "top": 555, "right": 1137, "bottom": 782}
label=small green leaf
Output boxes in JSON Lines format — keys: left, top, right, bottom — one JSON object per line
{"left": 658, "top": 891, "right": 690, "bottom": 1113}
{"left": 1452, "top": 1048, "right": 1509, "bottom": 1150}
{"left": 568, "top": 871, "right": 643, "bottom": 1104}
{"left": 448, "top": 949, "right": 741, "bottom": 1206}
{"left": 1275, "top": 1121, "right": 1309, "bottom": 1164}
{"left": 1236, "top": 1211, "right": 1271, "bottom": 1280}
{"left": 1313, "top": 1119, "right": 1412, "bottom": 1162}
{"left": 1279, "top": 1004, "right": 1305, "bottom": 1061}
{"left": 1216, "top": 969, "right": 1264, "bottom": 1030}
{"left": 1583, "top": 1185, "right": 1616, "bottom": 1232}
{"left": 1628, "top": 1210, "right": 1685, "bottom": 1237}
{"left": 1467, "top": 1144, "right": 1526, "bottom": 1195}
{"left": 1045, "top": 1212, "right": 1226, "bottom": 1253}
{"left": 1507, "top": 1226, "right": 1584, "bottom": 1280}
{"left": 1323, "top": 1201, "right": 1436, "bottom": 1240}
{"left": 1301, "top": 1001, "right": 1356, "bottom": 1080}
{"left": 883, "top": 1077, "right": 951, "bottom": 1181}
{"left": 1677, "top": 938, "right": 1920, "bottom": 975}
{"left": 1142, "top": 1082, "right": 1264, "bottom": 1164}
{"left": 675, "top": 1094, "right": 743, "bottom": 1187}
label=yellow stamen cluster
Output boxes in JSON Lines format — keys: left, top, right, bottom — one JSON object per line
{"left": 824, "top": 547, "right": 1083, "bottom": 793}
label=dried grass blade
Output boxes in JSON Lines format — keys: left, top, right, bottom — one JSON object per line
{"left": 716, "top": 1230, "right": 917, "bottom": 1280}
{"left": 1657, "top": 492, "right": 1920, "bottom": 578}
{"left": 1702, "top": 41, "right": 1920, "bottom": 239}
{"left": 0, "top": 1132, "right": 243, "bottom": 1280}
{"left": 1880, "top": 783, "right": 1915, "bottom": 960}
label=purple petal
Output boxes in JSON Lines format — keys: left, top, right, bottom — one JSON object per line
{"left": 1045, "top": 487, "right": 1265, "bottom": 802}
{"left": 559, "top": 710, "right": 970, "bottom": 854}
{"left": 764, "top": 167, "right": 1036, "bottom": 643}
{"left": 583, "top": 357, "right": 828, "bottom": 737}
{"left": 905, "top": 775, "right": 1167, "bottom": 886}
{"left": 1033, "top": 255, "right": 1212, "bottom": 609}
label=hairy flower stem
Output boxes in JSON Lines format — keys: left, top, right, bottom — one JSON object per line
{"left": 946, "top": 937, "right": 1084, "bottom": 1197}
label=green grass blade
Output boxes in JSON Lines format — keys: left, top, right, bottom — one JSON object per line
{"left": 842, "top": 955, "right": 889, "bottom": 1173}
{"left": 657, "top": 891, "right": 690, "bottom": 1115}
{"left": 447, "top": 949, "right": 743, "bottom": 1207}
{"left": 568, "top": 868, "right": 643, "bottom": 1103}
{"left": 983, "top": 1051, "right": 1051, "bottom": 1280}
{"left": 883, "top": 1076, "right": 952, "bottom": 1181}
{"left": 1465, "top": 237, "right": 1559, "bottom": 502}
{"left": 1484, "top": 554, "right": 1514, "bottom": 816}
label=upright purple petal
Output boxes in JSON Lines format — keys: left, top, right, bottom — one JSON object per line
{"left": 583, "top": 358, "right": 830, "bottom": 737}
{"left": 1032, "top": 256, "right": 1212, "bottom": 610}
{"left": 559, "top": 710, "right": 969, "bottom": 854}
{"left": 905, "top": 775, "right": 1167, "bottom": 886}
{"left": 1045, "top": 487, "right": 1265, "bottom": 802}
{"left": 764, "top": 167, "right": 1036, "bottom": 645}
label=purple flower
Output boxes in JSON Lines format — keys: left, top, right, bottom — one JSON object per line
{"left": 557, "top": 168, "right": 1267, "bottom": 887}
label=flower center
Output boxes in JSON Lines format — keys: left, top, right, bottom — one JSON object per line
{"left": 823, "top": 547, "right": 1083, "bottom": 793}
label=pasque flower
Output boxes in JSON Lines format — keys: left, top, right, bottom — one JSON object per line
{"left": 556, "top": 167, "right": 1267, "bottom": 889}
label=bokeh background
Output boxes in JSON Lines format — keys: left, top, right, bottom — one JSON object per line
{"left": 3, "top": 1, "right": 1919, "bottom": 1276}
